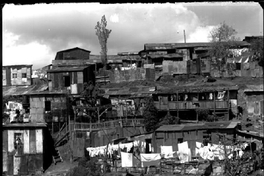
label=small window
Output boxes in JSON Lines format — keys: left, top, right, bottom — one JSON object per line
{"left": 22, "top": 73, "right": 27, "bottom": 78}
{"left": 64, "top": 75, "right": 70, "bottom": 87}
{"left": 178, "top": 138, "right": 183, "bottom": 144}
{"left": 12, "top": 73, "right": 17, "bottom": 78}
{"left": 45, "top": 101, "right": 51, "bottom": 111}
{"left": 236, "top": 63, "right": 241, "bottom": 70}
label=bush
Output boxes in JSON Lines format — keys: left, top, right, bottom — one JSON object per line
{"left": 67, "top": 157, "right": 102, "bottom": 176}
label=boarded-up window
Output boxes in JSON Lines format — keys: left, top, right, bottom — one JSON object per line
{"left": 77, "top": 72, "right": 83, "bottom": 83}
{"left": 45, "top": 101, "right": 51, "bottom": 111}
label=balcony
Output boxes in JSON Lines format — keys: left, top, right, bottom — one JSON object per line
{"left": 154, "top": 101, "right": 229, "bottom": 110}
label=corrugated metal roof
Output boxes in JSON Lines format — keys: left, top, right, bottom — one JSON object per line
{"left": 3, "top": 84, "right": 67, "bottom": 96}
{"left": 47, "top": 66, "right": 89, "bottom": 73}
{"left": 57, "top": 47, "right": 91, "bottom": 53}
{"left": 148, "top": 53, "right": 183, "bottom": 59}
{"left": 155, "top": 85, "right": 239, "bottom": 94}
{"left": 244, "top": 84, "right": 264, "bottom": 92}
{"left": 101, "top": 86, "right": 155, "bottom": 97}
{"left": 3, "top": 122, "right": 47, "bottom": 128}
{"left": 89, "top": 54, "right": 141, "bottom": 63}
{"left": 156, "top": 121, "right": 239, "bottom": 132}
{"left": 3, "top": 85, "right": 44, "bottom": 96}
{"left": 144, "top": 41, "right": 250, "bottom": 51}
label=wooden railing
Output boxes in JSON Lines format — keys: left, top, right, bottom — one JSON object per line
{"left": 154, "top": 101, "right": 229, "bottom": 110}
{"left": 69, "top": 119, "right": 144, "bottom": 131}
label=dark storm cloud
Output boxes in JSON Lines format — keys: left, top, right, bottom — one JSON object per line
{"left": 3, "top": 3, "right": 262, "bottom": 69}
{"left": 3, "top": 3, "right": 200, "bottom": 56}
{"left": 4, "top": 10, "right": 101, "bottom": 55}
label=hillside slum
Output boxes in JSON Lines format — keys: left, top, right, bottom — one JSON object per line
{"left": 2, "top": 37, "right": 264, "bottom": 176}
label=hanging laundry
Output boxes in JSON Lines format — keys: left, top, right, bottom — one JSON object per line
{"left": 121, "top": 152, "right": 133, "bottom": 167}
{"left": 178, "top": 141, "right": 189, "bottom": 153}
{"left": 243, "top": 63, "right": 250, "bottom": 70}
{"left": 184, "top": 94, "right": 188, "bottom": 101}
{"left": 140, "top": 153, "right": 161, "bottom": 167}
{"left": 177, "top": 148, "right": 191, "bottom": 163}
{"left": 160, "top": 146, "right": 174, "bottom": 159}
{"left": 217, "top": 91, "right": 226, "bottom": 100}
{"left": 244, "top": 56, "right": 249, "bottom": 63}
{"left": 149, "top": 143, "right": 152, "bottom": 152}
{"left": 120, "top": 142, "right": 134, "bottom": 152}
{"left": 209, "top": 93, "right": 213, "bottom": 100}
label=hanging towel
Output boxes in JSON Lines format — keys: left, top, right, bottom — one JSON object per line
{"left": 140, "top": 153, "right": 161, "bottom": 167}
{"left": 121, "top": 152, "right": 133, "bottom": 167}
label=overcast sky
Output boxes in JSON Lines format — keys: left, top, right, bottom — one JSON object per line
{"left": 3, "top": 2, "right": 263, "bottom": 69}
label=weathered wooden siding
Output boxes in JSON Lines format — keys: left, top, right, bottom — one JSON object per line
{"left": 162, "top": 60, "right": 188, "bottom": 74}
{"left": 154, "top": 101, "right": 229, "bottom": 110}
{"left": 30, "top": 97, "right": 45, "bottom": 123}
{"left": 58, "top": 49, "right": 90, "bottom": 60}
{"left": 3, "top": 69, "right": 7, "bottom": 86}
{"left": 3, "top": 130, "right": 8, "bottom": 172}
{"left": 154, "top": 129, "right": 233, "bottom": 155}
{"left": 9, "top": 66, "right": 32, "bottom": 86}
{"left": 30, "top": 95, "right": 67, "bottom": 123}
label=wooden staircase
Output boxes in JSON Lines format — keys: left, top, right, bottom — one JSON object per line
{"left": 54, "top": 123, "right": 70, "bottom": 148}
{"left": 52, "top": 149, "right": 63, "bottom": 165}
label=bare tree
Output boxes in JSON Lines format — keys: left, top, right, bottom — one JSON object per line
{"left": 95, "top": 15, "right": 112, "bottom": 70}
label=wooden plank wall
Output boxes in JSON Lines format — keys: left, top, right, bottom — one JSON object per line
{"left": 30, "top": 97, "right": 45, "bottom": 123}
{"left": 4, "top": 128, "right": 44, "bottom": 175}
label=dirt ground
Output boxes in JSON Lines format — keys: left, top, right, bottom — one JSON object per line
{"left": 42, "top": 161, "right": 78, "bottom": 176}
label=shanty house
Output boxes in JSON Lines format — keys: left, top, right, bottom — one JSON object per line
{"left": 3, "top": 65, "right": 32, "bottom": 86}
{"left": 242, "top": 84, "right": 264, "bottom": 120}
{"left": 54, "top": 47, "right": 90, "bottom": 60}
{"left": 153, "top": 85, "right": 239, "bottom": 121}
{"left": 47, "top": 65, "right": 95, "bottom": 94}
{"left": 140, "top": 41, "right": 250, "bottom": 76}
{"left": 153, "top": 121, "right": 240, "bottom": 155}
{"left": 2, "top": 123, "right": 54, "bottom": 175}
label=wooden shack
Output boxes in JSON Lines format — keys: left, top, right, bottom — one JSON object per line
{"left": 3, "top": 65, "right": 32, "bottom": 86}
{"left": 153, "top": 121, "right": 239, "bottom": 156}
{"left": 47, "top": 65, "right": 95, "bottom": 94}
{"left": 2, "top": 123, "right": 53, "bottom": 176}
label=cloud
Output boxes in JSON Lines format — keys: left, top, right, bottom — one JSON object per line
{"left": 3, "top": 3, "right": 219, "bottom": 69}
{"left": 187, "top": 25, "right": 215, "bottom": 42}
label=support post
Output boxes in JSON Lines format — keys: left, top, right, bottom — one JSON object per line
{"left": 214, "top": 91, "right": 216, "bottom": 122}
{"left": 177, "top": 92, "right": 179, "bottom": 118}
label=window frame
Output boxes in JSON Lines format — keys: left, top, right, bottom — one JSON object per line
{"left": 12, "top": 73, "right": 17, "bottom": 78}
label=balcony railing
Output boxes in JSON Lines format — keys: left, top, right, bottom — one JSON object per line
{"left": 154, "top": 101, "right": 229, "bottom": 110}
{"left": 69, "top": 119, "right": 144, "bottom": 131}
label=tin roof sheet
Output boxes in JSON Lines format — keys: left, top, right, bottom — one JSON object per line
{"left": 156, "top": 121, "right": 239, "bottom": 132}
